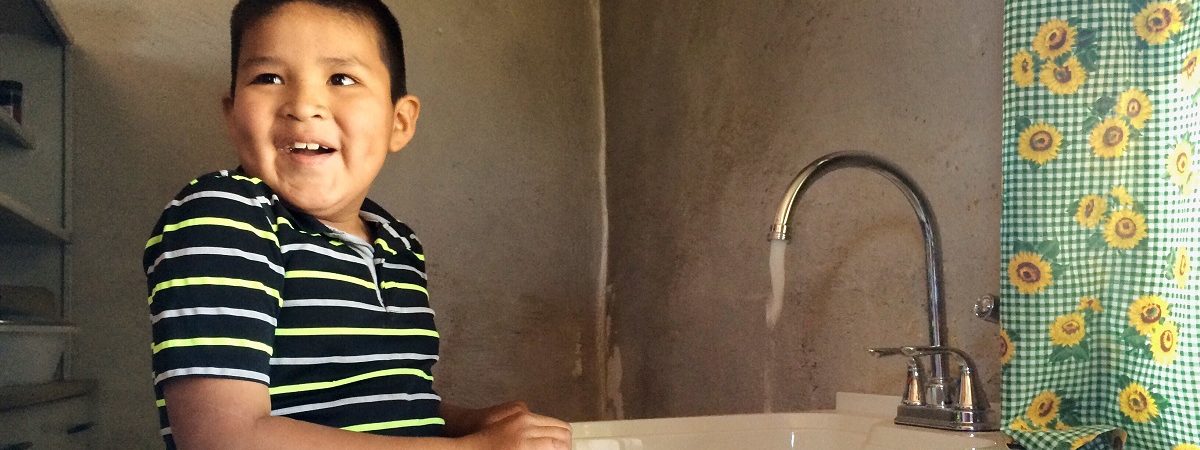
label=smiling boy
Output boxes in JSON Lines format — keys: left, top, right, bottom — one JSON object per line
{"left": 144, "top": 1, "right": 570, "bottom": 449}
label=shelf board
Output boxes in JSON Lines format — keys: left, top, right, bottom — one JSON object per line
{"left": 0, "top": 379, "right": 95, "bottom": 411}
{"left": 0, "top": 192, "right": 67, "bottom": 243}
{"left": 0, "top": 0, "right": 71, "bottom": 45}
{"left": 0, "top": 113, "right": 34, "bottom": 149}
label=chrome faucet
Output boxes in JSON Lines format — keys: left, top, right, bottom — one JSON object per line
{"left": 771, "top": 152, "right": 994, "bottom": 431}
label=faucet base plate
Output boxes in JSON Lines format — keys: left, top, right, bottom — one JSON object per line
{"left": 894, "top": 404, "right": 998, "bottom": 432}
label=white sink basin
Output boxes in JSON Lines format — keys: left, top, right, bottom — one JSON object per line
{"left": 571, "top": 393, "right": 1009, "bottom": 450}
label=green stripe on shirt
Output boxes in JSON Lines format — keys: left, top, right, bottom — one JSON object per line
{"left": 152, "top": 337, "right": 273, "bottom": 355}
{"left": 268, "top": 368, "right": 433, "bottom": 395}
{"left": 147, "top": 276, "right": 282, "bottom": 307}
{"left": 342, "top": 417, "right": 447, "bottom": 432}
{"left": 146, "top": 217, "right": 279, "bottom": 248}
{"left": 285, "top": 270, "right": 374, "bottom": 290}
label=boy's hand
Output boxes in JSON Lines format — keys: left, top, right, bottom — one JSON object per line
{"left": 463, "top": 410, "right": 572, "bottom": 450}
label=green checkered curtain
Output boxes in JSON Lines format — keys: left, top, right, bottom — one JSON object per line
{"left": 1002, "top": 1, "right": 1200, "bottom": 449}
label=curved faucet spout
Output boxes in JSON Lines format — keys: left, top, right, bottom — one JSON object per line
{"left": 770, "top": 151, "right": 950, "bottom": 392}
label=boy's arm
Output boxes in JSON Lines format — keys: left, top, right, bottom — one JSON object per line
{"left": 165, "top": 377, "right": 572, "bottom": 450}
{"left": 440, "top": 401, "right": 532, "bottom": 437}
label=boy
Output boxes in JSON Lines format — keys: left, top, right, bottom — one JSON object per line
{"left": 144, "top": 1, "right": 572, "bottom": 448}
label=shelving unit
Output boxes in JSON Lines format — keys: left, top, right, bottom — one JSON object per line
{"left": 0, "top": 113, "right": 34, "bottom": 149}
{"left": 0, "top": 192, "right": 68, "bottom": 244}
{"left": 0, "top": 4, "right": 92, "bottom": 449}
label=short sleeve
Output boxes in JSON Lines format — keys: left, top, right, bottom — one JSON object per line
{"left": 144, "top": 174, "right": 285, "bottom": 386}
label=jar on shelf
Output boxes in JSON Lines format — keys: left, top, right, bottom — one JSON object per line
{"left": 0, "top": 81, "right": 23, "bottom": 124}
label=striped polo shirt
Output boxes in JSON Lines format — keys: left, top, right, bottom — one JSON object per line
{"left": 145, "top": 170, "right": 442, "bottom": 448}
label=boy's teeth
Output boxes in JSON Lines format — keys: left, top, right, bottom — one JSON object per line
{"left": 306, "top": 143, "right": 319, "bottom": 150}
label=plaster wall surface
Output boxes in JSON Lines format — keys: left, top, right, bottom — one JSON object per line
{"left": 53, "top": 1, "right": 604, "bottom": 446}
{"left": 600, "top": 0, "right": 1005, "bottom": 418}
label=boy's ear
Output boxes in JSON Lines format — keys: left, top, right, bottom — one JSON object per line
{"left": 389, "top": 95, "right": 421, "bottom": 153}
{"left": 221, "top": 94, "right": 235, "bottom": 127}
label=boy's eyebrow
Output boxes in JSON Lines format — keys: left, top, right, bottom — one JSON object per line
{"left": 241, "top": 56, "right": 281, "bottom": 68}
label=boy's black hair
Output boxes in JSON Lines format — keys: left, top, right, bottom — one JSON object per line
{"left": 229, "top": 0, "right": 408, "bottom": 102}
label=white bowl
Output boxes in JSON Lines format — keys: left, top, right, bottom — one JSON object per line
{"left": 0, "top": 319, "right": 78, "bottom": 387}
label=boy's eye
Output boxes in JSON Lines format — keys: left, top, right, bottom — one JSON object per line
{"left": 250, "top": 74, "right": 283, "bottom": 85}
{"left": 330, "top": 74, "right": 358, "bottom": 86}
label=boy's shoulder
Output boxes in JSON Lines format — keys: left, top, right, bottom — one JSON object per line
{"left": 174, "top": 169, "right": 275, "bottom": 199}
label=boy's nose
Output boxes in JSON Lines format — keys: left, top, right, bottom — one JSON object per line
{"left": 281, "top": 85, "right": 328, "bottom": 121}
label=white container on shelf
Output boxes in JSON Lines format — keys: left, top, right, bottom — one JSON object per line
{"left": 0, "top": 319, "right": 77, "bottom": 387}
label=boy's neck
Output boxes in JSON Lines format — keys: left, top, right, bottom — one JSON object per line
{"left": 320, "top": 216, "right": 373, "bottom": 243}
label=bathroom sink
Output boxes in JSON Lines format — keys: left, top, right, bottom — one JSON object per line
{"left": 571, "top": 393, "right": 1008, "bottom": 450}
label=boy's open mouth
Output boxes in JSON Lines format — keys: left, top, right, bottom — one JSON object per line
{"left": 283, "top": 142, "right": 336, "bottom": 155}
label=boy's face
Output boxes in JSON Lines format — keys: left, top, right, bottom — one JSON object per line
{"left": 224, "top": 2, "right": 418, "bottom": 224}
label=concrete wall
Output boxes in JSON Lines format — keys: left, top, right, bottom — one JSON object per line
{"left": 55, "top": 1, "right": 604, "bottom": 447}
{"left": 600, "top": 0, "right": 1005, "bottom": 418}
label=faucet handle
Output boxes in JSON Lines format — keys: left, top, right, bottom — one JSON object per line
{"left": 900, "top": 346, "right": 989, "bottom": 411}
{"left": 867, "top": 347, "right": 927, "bottom": 406}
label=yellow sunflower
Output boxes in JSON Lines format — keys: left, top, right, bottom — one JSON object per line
{"left": 1104, "top": 209, "right": 1148, "bottom": 250}
{"left": 1128, "top": 295, "right": 1170, "bottom": 336}
{"left": 1010, "top": 416, "right": 1033, "bottom": 432}
{"left": 1050, "top": 313, "right": 1086, "bottom": 347}
{"left": 1175, "top": 247, "right": 1191, "bottom": 289}
{"left": 1026, "top": 390, "right": 1061, "bottom": 427}
{"left": 1072, "top": 434, "right": 1100, "bottom": 450}
{"left": 1055, "top": 421, "right": 1071, "bottom": 431}
{"left": 1183, "top": 49, "right": 1200, "bottom": 95}
{"left": 1008, "top": 251, "right": 1053, "bottom": 294}
{"left": 1090, "top": 117, "right": 1131, "bottom": 158}
{"left": 1041, "top": 57, "right": 1088, "bottom": 95}
{"left": 1134, "top": 2, "right": 1185, "bottom": 45}
{"left": 1117, "top": 88, "right": 1153, "bottom": 129}
{"left": 1169, "top": 139, "right": 1193, "bottom": 187}
{"left": 1012, "top": 50, "right": 1036, "bottom": 87}
{"left": 1078, "top": 296, "right": 1103, "bottom": 313}
{"left": 1111, "top": 185, "right": 1134, "bottom": 206}
{"left": 1000, "top": 328, "right": 1015, "bottom": 365}
{"left": 1017, "top": 122, "right": 1062, "bottom": 165}
{"left": 1075, "top": 195, "right": 1107, "bottom": 228}
{"left": 1173, "top": 444, "right": 1200, "bottom": 450}
{"left": 1151, "top": 321, "right": 1179, "bottom": 366}
{"left": 1033, "top": 19, "right": 1078, "bottom": 60}
{"left": 1119, "top": 382, "right": 1160, "bottom": 423}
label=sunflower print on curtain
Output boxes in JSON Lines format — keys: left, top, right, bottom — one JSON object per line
{"left": 1002, "top": 1, "right": 1200, "bottom": 449}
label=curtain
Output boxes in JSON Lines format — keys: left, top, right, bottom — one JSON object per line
{"left": 1001, "top": 1, "right": 1200, "bottom": 449}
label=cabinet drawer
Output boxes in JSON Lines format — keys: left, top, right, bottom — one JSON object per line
{"left": 0, "top": 395, "right": 93, "bottom": 449}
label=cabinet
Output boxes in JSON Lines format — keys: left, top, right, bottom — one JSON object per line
{"left": 0, "top": 2, "right": 72, "bottom": 316}
{"left": 1, "top": 3, "right": 92, "bottom": 448}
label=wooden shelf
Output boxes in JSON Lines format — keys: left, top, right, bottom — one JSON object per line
{"left": 0, "top": 191, "right": 67, "bottom": 243}
{"left": 0, "top": 0, "right": 72, "bottom": 45}
{"left": 0, "top": 113, "right": 34, "bottom": 149}
{"left": 0, "top": 379, "right": 95, "bottom": 411}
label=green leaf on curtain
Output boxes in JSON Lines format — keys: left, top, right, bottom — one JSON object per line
{"left": 1151, "top": 390, "right": 1171, "bottom": 410}
{"left": 1082, "top": 115, "right": 1101, "bottom": 133}
{"left": 1016, "top": 116, "right": 1032, "bottom": 130}
{"left": 1036, "top": 240, "right": 1061, "bottom": 259}
{"left": 1015, "top": 240, "right": 1037, "bottom": 254}
{"left": 1091, "top": 96, "right": 1117, "bottom": 116}
{"left": 1136, "top": 39, "right": 1150, "bottom": 52}
{"left": 1132, "top": 201, "right": 1147, "bottom": 215}
{"left": 1077, "top": 29, "right": 1098, "bottom": 48}
{"left": 1122, "top": 327, "right": 1147, "bottom": 349}
{"left": 1129, "top": 0, "right": 1149, "bottom": 13}
{"left": 1049, "top": 345, "right": 1082, "bottom": 362}
{"left": 1165, "top": 250, "right": 1179, "bottom": 279}
{"left": 1051, "top": 262, "right": 1069, "bottom": 278}
{"left": 1066, "top": 199, "right": 1081, "bottom": 215}
{"left": 1130, "top": 128, "right": 1142, "bottom": 140}
{"left": 1077, "top": 48, "right": 1100, "bottom": 72}
{"left": 1086, "top": 232, "right": 1108, "bottom": 250}
{"left": 1182, "top": 2, "right": 1193, "bottom": 20}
